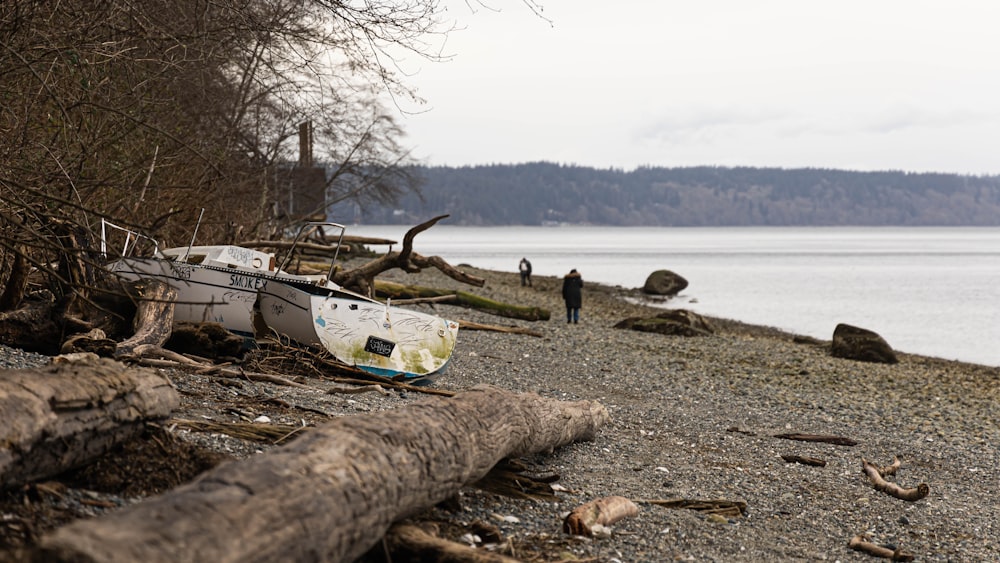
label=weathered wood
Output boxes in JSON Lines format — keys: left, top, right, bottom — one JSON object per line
{"left": 377, "top": 281, "right": 550, "bottom": 322}
{"left": 383, "top": 522, "right": 521, "bottom": 563}
{"left": 457, "top": 319, "right": 544, "bottom": 337}
{"left": 848, "top": 534, "right": 915, "bottom": 561}
{"left": 861, "top": 458, "right": 929, "bottom": 502}
{"left": 781, "top": 454, "right": 827, "bottom": 467}
{"left": 563, "top": 496, "right": 639, "bottom": 537}
{"left": 36, "top": 385, "right": 610, "bottom": 563}
{"left": 114, "top": 280, "right": 177, "bottom": 358}
{"left": 0, "top": 355, "right": 179, "bottom": 489}
{"left": 334, "top": 215, "right": 487, "bottom": 296}
{"left": 774, "top": 432, "right": 858, "bottom": 446}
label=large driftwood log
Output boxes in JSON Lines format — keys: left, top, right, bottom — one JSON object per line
{"left": 36, "top": 385, "right": 610, "bottom": 563}
{"left": 377, "top": 281, "right": 550, "bottom": 321}
{"left": 0, "top": 355, "right": 179, "bottom": 489}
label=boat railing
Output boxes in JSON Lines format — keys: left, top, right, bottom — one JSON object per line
{"left": 278, "top": 222, "right": 347, "bottom": 284}
{"left": 99, "top": 218, "right": 159, "bottom": 259}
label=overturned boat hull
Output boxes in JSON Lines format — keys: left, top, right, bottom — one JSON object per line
{"left": 259, "top": 280, "right": 459, "bottom": 380}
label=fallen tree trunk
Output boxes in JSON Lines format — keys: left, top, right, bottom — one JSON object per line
{"left": 0, "top": 355, "right": 179, "bottom": 489}
{"left": 377, "top": 281, "right": 550, "bottom": 321}
{"left": 36, "top": 385, "right": 610, "bottom": 562}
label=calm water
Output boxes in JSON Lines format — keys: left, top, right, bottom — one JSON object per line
{"left": 347, "top": 225, "right": 1000, "bottom": 367}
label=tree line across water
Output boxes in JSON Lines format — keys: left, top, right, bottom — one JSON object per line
{"left": 351, "top": 162, "right": 1000, "bottom": 226}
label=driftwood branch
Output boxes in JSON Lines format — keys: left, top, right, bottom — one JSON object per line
{"left": 383, "top": 522, "right": 521, "bottom": 563}
{"left": 774, "top": 432, "right": 857, "bottom": 446}
{"left": 457, "top": 319, "right": 544, "bottom": 337}
{"left": 377, "top": 281, "right": 549, "bottom": 321}
{"left": 563, "top": 496, "right": 639, "bottom": 537}
{"left": 35, "top": 385, "right": 610, "bottom": 562}
{"left": 848, "top": 534, "right": 915, "bottom": 561}
{"left": 781, "top": 454, "right": 827, "bottom": 467}
{"left": 861, "top": 458, "right": 929, "bottom": 502}
{"left": 636, "top": 498, "right": 747, "bottom": 519}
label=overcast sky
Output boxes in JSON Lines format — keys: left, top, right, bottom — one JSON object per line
{"left": 389, "top": 1, "right": 1000, "bottom": 175}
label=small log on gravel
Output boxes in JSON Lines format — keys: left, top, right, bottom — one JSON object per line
{"left": 781, "top": 454, "right": 827, "bottom": 467}
{"left": 383, "top": 522, "right": 520, "bottom": 563}
{"left": 35, "top": 385, "right": 610, "bottom": 563}
{"left": 377, "top": 281, "right": 550, "bottom": 321}
{"left": 563, "top": 496, "right": 639, "bottom": 537}
{"left": 848, "top": 534, "right": 915, "bottom": 561}
{"left": 774, "top": 432, "right": 857, "bottom": 446}
{"left": 0, "top": 355, "right": 179, "bottom": 489}
{"left": 861, "top": 458, "right": 929, "bottom": 502}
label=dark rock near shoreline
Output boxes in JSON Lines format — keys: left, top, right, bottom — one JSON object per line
{"left": 614, "top": 309, "right": 714, "bottom": 336}
{"left": 642, "top": 269, "right": 688, "bottom": 296}
{"left": 830, "top": 322, "right": 899, "bottom": 363}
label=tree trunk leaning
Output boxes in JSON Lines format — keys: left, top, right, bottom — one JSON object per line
{"left": 114, "top": 279, "right": 177, "bottom": 358}
{"left": 0, "top": 355, "right": 179, "bottom": 489}
{"left": 36, "top": 385, "right": 610, "bottom": 563}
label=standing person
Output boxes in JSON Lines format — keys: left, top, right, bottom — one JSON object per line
{"left": 561, "top": 268, "right": 583, "bottom": 323}
{"left": 519, "top": 257, "right": 533, "bottom": 287}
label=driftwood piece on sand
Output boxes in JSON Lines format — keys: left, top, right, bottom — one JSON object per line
{"left": 774, "top": 432, "right": 858, "bottom": 446}
{"left": 457, "top": 319, "right": 544, "bottom": 337}
{"left": 377, "top": 281, "right": 550, "bottom": 321}
{"left": 861, "top": 458, "right": 929, "bottom": 502}
{"left": 781, "top": 454, "right": 827, "bottom": 467}
{"left": 0, "top": 355, "right": 179, "bottom": 489}
{"left": 848, "top": 534, "right": 915, "bottom": 561}
{"left": 563, "top": 496, "right": 639, "bottom": 537}
{"left": 36, "top": 385, "right": 610, "bottom": 562}
{"left": 384, "top": 522, "right": 520, "bottom": 563}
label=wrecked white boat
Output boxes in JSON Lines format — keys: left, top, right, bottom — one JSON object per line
{"left": 102, "top": 219, "right": 304, "bottom": 338}
{"left": 258, "top": 224, "right": 460, "bottom": 381}
{"left": 103, "top": 218, "right": 459, "bottom": 380}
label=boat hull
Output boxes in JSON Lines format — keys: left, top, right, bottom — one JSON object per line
{"left": 259, "top": 281, "right": 459, "bottom": 380}
{"left": 108, "top": 258, "right": 268, "bottom": 336}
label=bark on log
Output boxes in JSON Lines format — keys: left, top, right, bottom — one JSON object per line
{"left": 0, "top": 355, "right": 179, "bottom": 489}
{"left": 563, "top": 496, "right": 639, "bottom": 537}
{"left": 861, "top": 458, "right": 929, "bottom": 502}
{"left": 36, "top": 385, "right": 610, "bottom": 563}
{"left": 115, "top": 279, "right": 177, "bottom": 358}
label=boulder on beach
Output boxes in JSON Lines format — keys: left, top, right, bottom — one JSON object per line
{"left": 830, "top": 323, "right": 898, "bottom": 364}
{"left": 614, "top": 309, "right": 713, "bottom": 337}
{"left": 642, "top": 270, "right": 688, "bottom": 297}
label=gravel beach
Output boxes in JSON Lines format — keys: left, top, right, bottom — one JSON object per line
{"left": 2, "top": 262, "right": 999, "bottom": 562}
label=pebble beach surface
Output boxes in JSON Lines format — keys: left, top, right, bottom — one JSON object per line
{"left": 3, "top": 263, "right": 999, "bottom": 562}
{"left": 374, "top": 264, "right": 1000, "bottom": 562}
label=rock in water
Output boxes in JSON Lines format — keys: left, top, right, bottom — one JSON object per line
{"left": 642, "top": 270, "right": 688, "bottom": 296}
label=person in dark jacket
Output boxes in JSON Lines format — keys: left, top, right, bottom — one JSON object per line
{"left": 561, "top": 268, "right": 583, "bottom": 323}
{"left": 519, "top": 257, "right": 533, "bottom": 287}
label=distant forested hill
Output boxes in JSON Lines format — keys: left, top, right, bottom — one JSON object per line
{"left": 349, "top": 162, "right": 1000, "bottom": 226}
